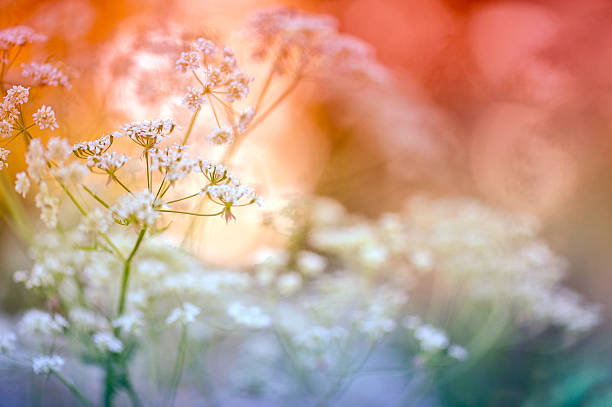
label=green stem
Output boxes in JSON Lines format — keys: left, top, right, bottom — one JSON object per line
{"left": 53, "top": 372, "right": 95, "bottom": 407}
{"left": 117, "top": 227, "right": 146, "bottom": 316}
{"left": 110, "top": 174, "right": 132, "bottom": 194}
{"left": 144, "top": 151, "right": 151, "bottom": 193}
{"left": 82, "top": 185, "right": 110, "bottom": 208}
{"left": 180, "top": 108, "right": 200, "bottom": 146}
{"left": 221, "top": 72, "right": 302, "bottom": 165}
{"left": 156, "top": 209, "right": 222, "bottom": 217}
{"left": 165, "top": 192, "right": 201, "bottom": 205}
{"left": 165, "top": 325, "right": 188, "bottom": 407}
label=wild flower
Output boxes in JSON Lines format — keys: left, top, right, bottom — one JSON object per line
{"left": 32, "top": 105, "right": 59, "bottom": 131}
{"left": 0, "top": 26, "right": 46, "bottom": 50}
{"left": 73, "top": 133, "right": 119, "bottom": 158}
{"left": 18, "top": 310, "right": 68, "bottom": 336}
{"left": 166, "top": 303, "right": 201, "bottom": 325}
{"left": 0, "top": 12, "right": 591, "bottom": 407}
{"left": 21, "top": 62, "right": 71, "bottom": 88}
{"left": 182, "top": 86, "right": 205, "bottom": 112}
{"left": 0, "top": 332, "right": 16, "bottom": 354}
{"left": 207, "top": 126, "right": 233, "bottom": 145}
{"left": 122, "top": 119, "right": 176, "bottom": 150}
{"left": 93, "top": 332, "right": 124, "bottom": 353}
{"left": 32, "top": 355, "right": 64, "bottom": 375}
{"left": 14, "top": 172, "right": 30, "bottom": 197}
{"left": 228, "top": 303, "right": 271, "bottom": 328}
{"left": 0, "top": 147, "right": 9, "bottom": 170}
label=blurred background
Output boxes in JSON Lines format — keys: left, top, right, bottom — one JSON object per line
{"left": 1, "top": 0, "right": 611, "bottom": 405}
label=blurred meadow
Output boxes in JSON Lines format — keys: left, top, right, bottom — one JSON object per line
{"left": 0, "top": 0, "right": 611, "bottom": 406}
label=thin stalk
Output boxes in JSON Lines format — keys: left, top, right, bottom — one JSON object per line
{"left": 165, "top": 325, "right": 188, "bottom": 407}
{"left": 207, "top": 94, "right": 221, "bottom": 127}
{"left": 180, "top": 108, "right": 200, "bottom": 146}
{"left": 144, "top": 151, "right": 151, "bottom": 193}
{"left": 0, "top": 171, "right": 32, "bottom": 243}
{"left": 154, "top": 176, "right": 168, "bottom": 203}
{"left": 165, "top": 192, "right": 201, "bottom": 205}
{"left": 82, "top": 185, "right": 110, "bottom": 208}
{"left": 221, "top": 71, "right": 303, "bottom": 164}
{"left": 254, "top": 54, "right": 278, "bottom": 112}
{"left": 117, "top": 227, "right": 146, "bottom": 316}
{"left": 110, "top": 174, "right": 132, "bottom": 194}
{"left": 59, "top": 182, "right": 87, "bottom": 216}
{"left": 156, "top": 209, "right": 222, "bottom": 217}
{"left": 53, "top": 372, "right": 95, "bottom": 407}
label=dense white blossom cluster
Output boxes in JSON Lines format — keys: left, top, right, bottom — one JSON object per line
{"left": 21, "top": 62, "right": 71, "bottom": 88}
{"left": 0, "top": 25, "right": 46, "bottom": 50}
{"left": 245, "top": 6, "right": 387, "bottom": 81}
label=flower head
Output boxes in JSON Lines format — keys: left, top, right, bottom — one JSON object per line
{"left": 111, "top": 191, "right": 159, "bottom": 227}
{"left": 15, "top": 172, "right": 30, "bottom": 197}
{"left": 32, "top": 354, "right": 64, "bottom": 375}
{"left": 0, "top": 26, "right": 46, "bottom": 50}
{"left": 176, "top": 51, "right": 200, "bottom": 73}
{"left": 122, "top": 119, "right": 176, "bottom": 150}
{"left": 33, "top": 105, "right": 59, "bottom": 131}
{"left": 182, "top": 86, "right": 206, "bottom": 112}
{"left": 21, "top": 62, "right": 71, "bottom": 88}
{"left": 93, "top": 332, "right": 123, "bottom": 353}
{"left": 195, "top": 37, "right": 217, "bottom": 56}
{"left": 207, "top": 126, "right": 233, "bottom": 145}
{"left": 227, "top": 302, "right": 271, "bottom": 328}
{"left": 73, "top": 133, "right": 119, "bottom": 159}
{"left": 0, "top": 148, "right": 9, "bottom": 170}
{"left": 166, "top": 302, "right": 201, "bottom": 325}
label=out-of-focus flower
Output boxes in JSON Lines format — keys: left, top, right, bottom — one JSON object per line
{"left": 0, "top": 148, "right": 9, "bottom": 170}
{"left": 14, "top": 172, "right": 30, "bottom": 197}
{"left": 166, "top": 303, "right": 201, "bottom": 325}
{"left": 93, "top": 332, "right": 123, "bottom": 353}
{"left": 228, "top": 302, "right": 271, "bottom": 328}
{"left": 0, "top": 26, "right": 46, "bottom": 50}
{"left": 207, "top": 126, "right": 233, "bottom": 145}
{"left": 21, "top": 62, "right": 71, "bottom": 89}
{"left": 32, "top": 355, "right": 64, "bottom": 375}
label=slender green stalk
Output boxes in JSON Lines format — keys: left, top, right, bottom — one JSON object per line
{"left": 144, "top": 151, "right": 151, "bottom": 193}
{"left": 82, "top": 185, "right": 110, "bottom": 208}
{"left": 110, "top": 174, "right": 132, "bottom": 194}
{"left": 180, "top": 108, "right": 200, "bottom": 146}
{"left": 117, "top": 227, "right": 147, "bottom": 316}
{"left": 165, "top": 192, "right": 201, "bottom": 205}
{"left": 0, "top": 171, "right": 33, "bottom": 243}
{"left": 221, "top": 72, "right": 303, "bottom": 165}
{"left": 53, "top": 372, "right": 95, "bottom": 407}
{"left": 165, "top": 325, "right": 188, "bottom": 407}
{"left": 156, "top": 209, "right": 223, "bottom": 217}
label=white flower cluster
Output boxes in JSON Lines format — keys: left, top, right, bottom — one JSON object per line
{"left": 32, "top": 355, "right": 64, "bottom": 375}
{"left": 300, "top": 195, "right": 601, "bottom": 334}
{"left": 176, "top": 36, "right": 255, "bottom": 145}
{"left": 18, "top": 310, "right": 68, "bottom": 336}
{"left": 21, "top": 62, "right": 71, "bottom": 89}
{"left": 111, "top": 191, "right": 159, "bottom": 227}
{"left": 228, "top": 302, "right": 271, "bottom": 329}
{"left": 149, "top": 144, "right": 195, "bottom": 182}
{"left": 0, "top": 147, "right": 9, "bottom": 170}
{"left": 166, "top": 302, "right": 201, "bottom": 326}
{"left": 0, "top": 25, "right": 46, "bottom": 50}
{"left": 32, "top": 105, "right": 59, "bottom": 130}
{"left": 73, "top": 133, "right": 118, "bottom": 158}
{"left": 245, "top": 6, "right": 387, "bottom": 81}
{"left": 93, "top": 332, "right": 123, "bottom": 353}
{"left": 121, "top": 119, "right": 176, "bottom": 150}
{"left": 1, "top": 85, "right": 29, "bottom": 126}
